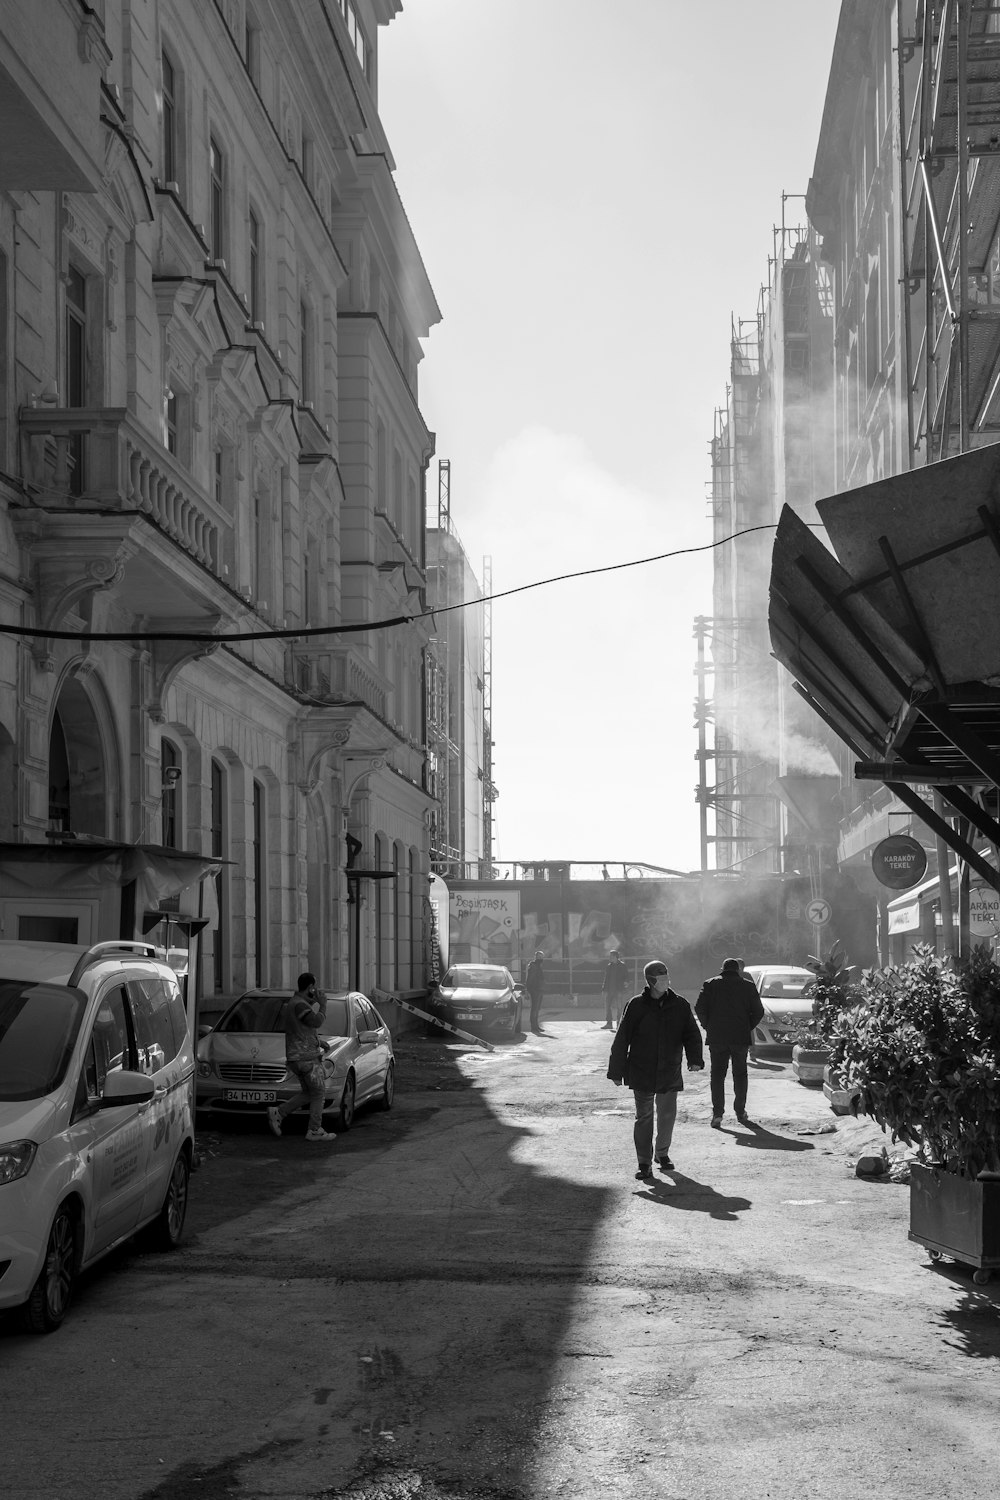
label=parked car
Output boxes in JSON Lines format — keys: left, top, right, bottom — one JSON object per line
{"left": 744, "top": 965, "right": 817, "bottom": 1052}
{"left": 430, "top": 964, "right": 524, "bottom": 1035}
{"left": 0, "top": 939, "right": 195, "bottom": 1334}
{"left": 196, "top": 988, "right": 394, "bottom": 1130}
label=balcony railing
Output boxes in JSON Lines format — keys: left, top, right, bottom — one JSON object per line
{"left": 291, "top": 644, "right": 389, "bottom": 720}
{"left": 20, "top": 407, "right": 232, "bottom": 578}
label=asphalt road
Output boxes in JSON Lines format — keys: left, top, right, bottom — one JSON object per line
{"left": 3, "top": 1017, "right": 1000, "bottom": 1500}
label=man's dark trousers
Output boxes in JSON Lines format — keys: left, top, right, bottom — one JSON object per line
{"left": 710, "top": 1045, "right": 750, "bottom": 1116}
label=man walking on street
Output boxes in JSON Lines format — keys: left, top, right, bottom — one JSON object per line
{"left": 525, "top": 950, "right": 546, "bottom": 1035}
{"left": 601, "top": 950, "right": 628, "bottom": 1030}
{"left": 607, "top": 959, "right": 704, "bottom": 1179}
{"left": 695, "top": 957, "right": 765, "bottom": 1128}
{"left": 268, "top": 972, "right": 337, "bottom": 1142}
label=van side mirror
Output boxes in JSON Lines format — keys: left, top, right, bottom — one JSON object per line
{"left": 100, "top": 1069, "right": 156, "bottom": 1108}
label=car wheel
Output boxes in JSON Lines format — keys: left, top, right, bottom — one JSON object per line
{"left": 140, "top": 1151, "right": 190, "bottom": 1251}
{"left": 338, "top": 1072, "right": 356, "bottom": 1132}
{"left": 380, "top": 1061, "right": 395, "bottom": 1110}
{"left": 23, "top": 1206, "right": 78, "bottom": 1334}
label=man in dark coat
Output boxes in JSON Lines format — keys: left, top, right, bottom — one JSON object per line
{"left": 695, "top": 957, "right": 765, "bottom": 1128}
{"left": 607, "top": 959, "right": 704, "bottom": 1179}
{"left": 601, "top": 950, "right": 628, "bottom": 1030}
{"left": 525, "top": 950, "right": 546, "bottom": 1035}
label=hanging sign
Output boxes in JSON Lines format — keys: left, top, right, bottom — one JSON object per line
{"left": 871, "top": 835, "right": 927, "bottom": 890}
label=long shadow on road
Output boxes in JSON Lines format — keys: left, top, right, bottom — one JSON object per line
{"left": 636, "top": 1171, "right": 751, "bottom": 1220}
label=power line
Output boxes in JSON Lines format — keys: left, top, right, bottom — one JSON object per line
{"left": 1, "top": 523, "right": 788, "bottom": 646}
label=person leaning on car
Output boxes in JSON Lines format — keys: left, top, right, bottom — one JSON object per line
{"left": 267, "top": 972, "right": 336, "bottom": 1142}
{"left": 695, "top": 957, "right": 765, "bottom": 1128}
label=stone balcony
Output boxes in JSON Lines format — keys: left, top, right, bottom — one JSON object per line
{"left": 291, "top": 643, "right": 389, "bottom": 721}
{"left": 19, "top": 406, "right": 233, "bottom": 583}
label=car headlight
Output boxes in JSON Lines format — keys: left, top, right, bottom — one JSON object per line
{"left": 0, "top": 1140, "right": 37, "bottom": 1186}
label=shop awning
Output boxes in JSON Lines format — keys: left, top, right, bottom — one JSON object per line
{"left": 769, "top": 448, "right": 1000, "bottom": 893}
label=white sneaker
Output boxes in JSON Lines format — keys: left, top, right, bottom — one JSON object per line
{"left": 267, "top": 1106, "right": 282, "bottom": 1137}
{"left": 305, "top": 1128, "right": 336, "bottom": 1142}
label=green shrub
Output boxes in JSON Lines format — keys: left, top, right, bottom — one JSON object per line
{"left": 833, "top": 944, "right": 1000, "bottom": 1179}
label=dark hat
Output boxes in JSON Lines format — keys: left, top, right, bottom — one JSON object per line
{"left": 721, "top": 958, "right": 741, "bottom": 973}
{"left": 644, "top": 959, "right": 669, "bottom": 980}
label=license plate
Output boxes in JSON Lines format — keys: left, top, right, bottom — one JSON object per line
{"left": 224, "top": 1088, "right": 277, "bottom": 1103}
{"left": 456, "top": 1013, "right": 478, "bottom": 1022}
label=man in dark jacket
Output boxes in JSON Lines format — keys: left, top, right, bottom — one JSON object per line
{"left": 525, "top": 951, "right": 546, "bottom": 1035}
{"left": 601, "top": 950, "right": 628, "bottom": 1030}
{"left": 695, "top": 957, "right": 765, "bottom": 1128}
{"left": 607, "top": 959, "right": 704, "bottom": 1179}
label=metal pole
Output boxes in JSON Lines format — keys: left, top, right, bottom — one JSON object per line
{"left": 933, "top": 790, "right": 957, "bottom": 957}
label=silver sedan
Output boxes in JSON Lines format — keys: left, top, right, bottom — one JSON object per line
{"left": 196, "top": 988, "right": 394, "bottom": 1130}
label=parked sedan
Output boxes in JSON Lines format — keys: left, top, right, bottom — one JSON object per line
{"left": 744, "top": 965, "right": 816, "bottom": 1052}
{"left": 430, "top": 964, "right": 523, "bottom": 1035}
{"left": 196, "top": 989, "right": 393, "bottom": 1130}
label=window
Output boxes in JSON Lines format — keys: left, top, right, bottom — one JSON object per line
{"left": 210, "top": 136, "right": 226, "bottom": 262}
{"left": 129, "top": 976, "right": 185, "bottom": 1072}
{"left": 376, "top": 419, "right": 386, "bottom": 511}
{"left": 213, "top": 446, "right": 224, "bottom": 507}
{"left": 160, "top": 738, "right": 181, "bottom": 848}
{"left": 339, "top": 0, "right": 370, "bottom": 79}
{"left": 244, "top": 16, "right": 260, "bottom": 84}
{"left": 165, "top": 390, "right": 178, "bottom": 455}
{"left": 66, "top": 267, "right": 87, "bottom": 494}
{"left": 248, "top": 209, "right": 261, "bottom": 323}
{"left": 82, "top": 987, "right": 134, "bottom": 1103}
{"left": 162, "top": 50, "right": 177, "bottom": 185}
{"left": 299, "top": 299, "right": 312, "bottom": 404}
{"left": 252, "top": 781, "right": 265, "bottom": 986}
{"left": 211, "top": 760, "right": 227, "bottom": 993}
{"left": 251, "top": 486, "right": 269, "bottom": 604}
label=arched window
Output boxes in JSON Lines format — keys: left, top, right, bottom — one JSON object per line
{"left": 160, "top": 738, "right": 181, "bottom": 848}
{"left": 252, "top": 780, "right": 265, "bottom": 985}
{"left": 210, "top": 760, "right": 228, "bottom": 993}
{"left": 409, "top": 849, "right": 421, "bottom": 988}
{"left": 393, "top": 842, "right": 403, "bottom": 990}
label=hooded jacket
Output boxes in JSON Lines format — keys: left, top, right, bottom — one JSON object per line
{"left": 607, "top": 986, "right": 703, "bottom": 1093}
{"left": 695, "top": 971, "right": 765, "bottom": 1049}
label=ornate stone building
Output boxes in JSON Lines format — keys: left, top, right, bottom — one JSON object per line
{"left": 0, "top": 0, "right": 440, "bottom": 1006}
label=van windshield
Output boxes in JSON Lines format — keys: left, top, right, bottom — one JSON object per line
{"left": 0, "top": 981, "right": 86, "bottom": 1100}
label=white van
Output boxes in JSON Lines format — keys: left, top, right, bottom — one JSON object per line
{"left": 0, "top": 940, "right": 195, "bottom": 1332}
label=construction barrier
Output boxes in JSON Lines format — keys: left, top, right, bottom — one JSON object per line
{"left": 394, "top": 996, "right": 494, "bottom": 1051}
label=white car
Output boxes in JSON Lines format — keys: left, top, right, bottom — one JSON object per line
{"left": 744, "top": 965, "right": 817, "bottom": 1052}
{"left": 196, "top": 988, "right": 394, "bottom": 1130}
{"left": 0, "top": 940, "right": 195, "bottom": 1333}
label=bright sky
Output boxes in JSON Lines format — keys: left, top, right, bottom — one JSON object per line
{"left": 379, "top": 0, "right": 842, "bottom": 873}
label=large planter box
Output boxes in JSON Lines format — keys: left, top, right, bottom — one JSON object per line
{"left": 908, "top": 1162, "right": 1000, "bottom": 1283}
{"left": 791, "top": 1044, "right": 830, "bottom": 1086}
{"left": 822, "top": 1063, "right": 862, "bottom": 1116}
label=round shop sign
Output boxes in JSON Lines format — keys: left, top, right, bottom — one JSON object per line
{"left": 871, "top": 834, "right": 927, "bottom": 890}
{"left": 969, "top": 885, "right": 1000, "bottom": 935}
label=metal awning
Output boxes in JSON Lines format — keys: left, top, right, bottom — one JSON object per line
{"left": 769, "top": 447, "right": 1000, "bottom": 893}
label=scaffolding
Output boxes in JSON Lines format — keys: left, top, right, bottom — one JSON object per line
{"left": 480, "top": 554, "right": 497, "bottom": 878}
{"left": 898, "top": 1, "right": 1000, "bottom": 461}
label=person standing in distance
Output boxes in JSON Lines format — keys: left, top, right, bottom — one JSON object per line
{"left": 267, "top": 972, "right": 336, "bottom": 1142}
{"left": 695, "top": 957, "right": 765, "bottom": 1128}
{"left": 607, "top": 959, "right": 704, "bottom": 1179}
{"left": 525, "top": 950, "right": 546, "bottom": 1035}
{"left": 601, "top": 950, "right": 628, "bottom": 1030}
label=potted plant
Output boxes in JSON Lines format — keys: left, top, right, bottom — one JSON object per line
{"left": 831, "top": 943, "right": 1000, "bottom": 1284}
{"left": 790, "top": 946, "right": 852, "bottom": 1088}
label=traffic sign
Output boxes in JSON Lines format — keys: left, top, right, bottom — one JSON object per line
{"left": 806, "top": 897, "right": 832, "bottom": 927}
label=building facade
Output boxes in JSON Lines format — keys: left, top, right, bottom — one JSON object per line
{"left": 706, "top": 217, "right": 841, "bottom": 881}
{"left": 0, "top": 0, "right": 440, "bottom": 1005}
{"left": 425, "top": 460, "right": 491, "bottom": 881}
